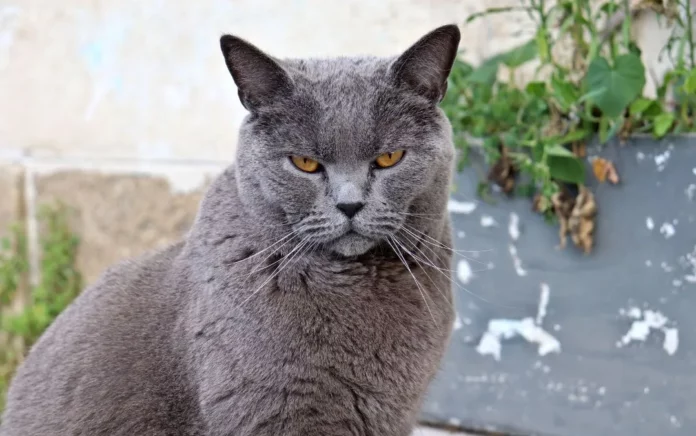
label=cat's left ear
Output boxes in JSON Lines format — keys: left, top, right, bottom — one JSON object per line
{"left": 220, "top": 34, "right": 294, "bottom": 111}
{"left": 389, "top": 24, "right": 461, "bottom": 103}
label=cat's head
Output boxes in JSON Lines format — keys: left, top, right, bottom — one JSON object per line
{"left": 220, "top": 25, "right": 460, "bottom": 257}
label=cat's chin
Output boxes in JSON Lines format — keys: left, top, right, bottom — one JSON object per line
{"left": 329, "top": 232, "right": 376, "bottom": 257}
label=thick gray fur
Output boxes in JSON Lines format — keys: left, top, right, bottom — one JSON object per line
{"left": 1, "top": 24, "right": 461, "bottom": 436}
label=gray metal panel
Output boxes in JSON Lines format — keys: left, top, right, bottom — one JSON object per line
{"left": 420, "top": 137, "right": 696, "bottom": 435}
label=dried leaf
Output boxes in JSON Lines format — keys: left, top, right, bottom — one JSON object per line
{"left": 592, "top": 157, "right": 620, "bottom": 184}
{"left": 487, "top": 145, "right": 517, "bottom": 195}
{"left": 569, "top": 186, "right": 597, "bottom": 254}
{"left": 572, "top": 142, "right": 586, "bottom": 158}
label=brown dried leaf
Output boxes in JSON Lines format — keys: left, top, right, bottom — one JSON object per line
{"left": 551, "top": 188, "right": 575, "bottom": 250}
{"left": 487, "top": 145, "right": 517, "bottom": 195}
{"left": 592, "top": 157, "right": 620, "bottom": 184}
{"left": 572, "top": 142, "right": 586, "bottom": 158}
{"left": 569, "top": 186, "right": 597, "bottom": 254}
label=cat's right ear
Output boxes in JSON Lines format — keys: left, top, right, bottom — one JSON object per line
{"left": 220, "top": 35, "right": 293, "bottom": 111}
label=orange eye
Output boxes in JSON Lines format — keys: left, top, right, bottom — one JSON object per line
{"left": 291, "top": 156, "right": 321, "bottom": 173}
{"left": 375, "top": 150, "right": 405, "bottom": 168}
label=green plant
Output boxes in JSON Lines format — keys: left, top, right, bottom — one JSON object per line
{"left": 444, "top": 0, "right": 696, "bottom": 225}
{"left": 0, "top": 203, "right": 82, "bottom": 412}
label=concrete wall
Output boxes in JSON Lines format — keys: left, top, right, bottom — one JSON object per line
{"left": 0, "top": 0, "right": 678, "bottom": 284}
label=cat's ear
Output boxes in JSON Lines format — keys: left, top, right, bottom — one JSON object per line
{"left": 220, "top": 35, "right": 293, "bottom": 111}
{"left": 389, "top": 24, "right": 461, "bottom": 103}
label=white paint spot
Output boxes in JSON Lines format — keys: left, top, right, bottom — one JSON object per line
{"left": 693, "top": 167, "right": 696, "bottom": 176}
{"left": 618, "top": 307, "right": 679, "bottom": 356}
{"left": 663, "top": 328, "right": 679, "bottom": 356}
{"left": 477, "top": 283, "right": 560, "bottom": 361}
{"left": 661, "top": 261, "right": 674, "bottom": 273}
{"left": 654, "top": 149, "right": 671, "bottom": 171}
{"left": 476, "top": 318, "right": 561, "bottom": 361}
{"left": 508, "top": 212, "right": 520, "bottom": 241}
{"left": 508, "top": 245, "right": 527, "bottom": 276}
{"left": 447, "top": 200, "right": 476, "bottom": 214}
{"left": 646, "top": 217, "right": 654, "bottom": 230}
{"left": 686, "top": 184, "right": 696, "bottom": 201}
{"left": 456, "top": 260, "right": 473, "bottom": 284}
{"left": 637, "top": 151, "right": 646, "bottom": 161}
{"left": 660, "top": 222, "right": 676, "bottom": 239}
{"left": 645, "top": 260, "right": 652, "bottom": 267}
{"left": 670, "top": 415, "right": 682, "bottom": 428}
{"left": 536, "top": 283, "right": 550, "bottom": 325}
{"left": 480, "top": 215, "right": 497, "bottom": 227}
{"left": 456, "top": 230, "right": 465, "bottom": 238}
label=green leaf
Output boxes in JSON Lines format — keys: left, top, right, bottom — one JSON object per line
{"left": 536, "top": 28, "right": 550, "bottom": 63}
{"left": 546, "top": 144, "right": 576, "bottom": 158}
{"left": 559, "top": 129, "right": 590, "bottom": 144}
{"left": 584, "top": 54, "right": 646, "bottom": 117}
{"left": 468, "top": 58, "right": 500, "bottom": 85}
{"left": 500, "top": 39, "right": 538, "bottom": 69}
{"left": 546, "top": 149, "right": 586, "bottom": 185}
{"left": 683, "top": 69, "right": 696, "bottom": 94}
{"left": 525, "top": 81, "right": 547, "bottom": 98}
{"left": 551, "top": 75, "right": 579, "bottom": 111}
{"left": 630, "top": 97, "right": 656, "bottom": 116}
{"left": 653, "top": 112, "right": 675, "bottom": 138}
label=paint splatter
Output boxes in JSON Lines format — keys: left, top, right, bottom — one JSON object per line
{"left": 659, "top": 222, "right": 675, "bottom": 239}
{"left": 617, "top": 307, "right": 679, "bottom": 356}
{"left": 646, "top": 217, "right": 654, "bottom": 230}
{"left": 508, "top": 212, "right": 520, "bottom": 241}
{"left": 480, "top": 215, "right": 497, "bottom": 227}
{"left": 508, "top": 244, "right": 527, "bottom": 276}
{"left": 536, "top": 283, "right": 550, "bottom": 325}
{"left": 456, "top": 260, "right": 473, "bottom": 284}
{"left": 447, "top": 200, "right": 476, "bottom": 214}
{"left": 654, "top": 149, "right": 671, "bottom": 171}
{"left": 476, "top": 284, "right": 560, "bottom": 361}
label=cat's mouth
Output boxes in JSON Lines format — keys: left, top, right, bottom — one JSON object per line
{"left": 329, "top": 230, "right": 377, "bottom": 257}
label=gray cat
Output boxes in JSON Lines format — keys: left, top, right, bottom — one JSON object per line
{"left": 1, "top": 24, "right": 461, "bottom": 436}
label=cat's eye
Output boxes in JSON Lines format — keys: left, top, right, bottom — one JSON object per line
{"left": 291, "top": 156, "right": 321, "bottom": 173}
{"left": 375, "top": 150, "right": 405, "bottom": 169}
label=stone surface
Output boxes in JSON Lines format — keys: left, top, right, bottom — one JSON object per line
{"left": 33, "top": 168, "right": 218, "bottom": 285}
{"left": 422, "top": 137, "right": 696, "bottom": 435}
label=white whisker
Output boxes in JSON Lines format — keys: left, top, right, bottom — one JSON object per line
{"left": 387, "top": 237, "right": 437, "bottom": 325}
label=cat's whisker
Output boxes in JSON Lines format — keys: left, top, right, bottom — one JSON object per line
{"left": 390, "top": 236, "right": 453, "bottom": 308}
{"left": 239, "top": 237, "right": 311, "bottom": 306}
{"left": 242, "top": 233, "right": 301, "bottom": 279}
{"left": 399, "top": 226, "right": 488, "bottom": 269}
{"left": 398, "top": 231, "right": 517, "bottom": 308}
{"left": 403, "top": 223, "right": 492, "bottom": 254}
{"left": 401, "top": 224, "right": 493, "bottom": 264}
{"left": 236, "top": 230, "right": 297, "bottom": 266}
{"left": 387, "top": 237, "right": 437, "bottom": 326}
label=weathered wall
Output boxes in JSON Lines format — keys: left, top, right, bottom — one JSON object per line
{"left": 0, "top": 0, "right": 680, "bottom": 285}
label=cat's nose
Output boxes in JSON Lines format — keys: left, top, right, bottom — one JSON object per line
{"left": 336, "top": 202, "right": 364, "bottom": 218}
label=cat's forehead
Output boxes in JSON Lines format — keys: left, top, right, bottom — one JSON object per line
{"left": 258, "top": 56, "right": 439, "bottom": 161}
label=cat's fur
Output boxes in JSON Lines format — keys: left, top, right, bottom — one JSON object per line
{"left": 1, "top": 24, "right": 460, "bottom": 436}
